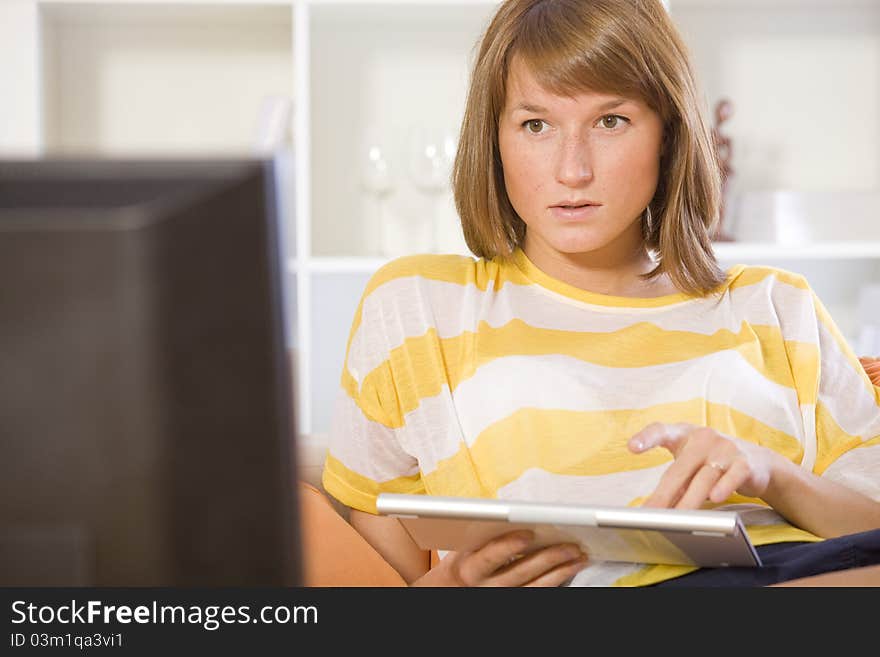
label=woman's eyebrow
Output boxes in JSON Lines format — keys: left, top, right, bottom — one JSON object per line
{"left": 510, "top": 97, "right": 633, "bottom": 114}
{"left": 511, "top": 102, "right": 549, "bottom": 114}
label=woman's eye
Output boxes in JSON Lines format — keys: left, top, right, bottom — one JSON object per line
{"left": 523, "top": 119, "right": 547, "bottom": 135}
{"left": 599, "top": 115, "right": 629, "bottom": 130}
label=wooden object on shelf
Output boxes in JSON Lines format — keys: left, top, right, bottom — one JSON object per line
{"left": 711, "top": 98, "right": 735, "bottom": 242}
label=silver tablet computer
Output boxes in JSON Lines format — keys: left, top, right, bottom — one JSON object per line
{"left": 376, "top": 494, "right": 762, "bottom": 568}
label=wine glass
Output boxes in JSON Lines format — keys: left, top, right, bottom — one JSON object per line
{"left": 407, "top": 125, "right": 457, "bottom": 252}
{"left": 359, "top": 142, "right": 395, "bottom": 256}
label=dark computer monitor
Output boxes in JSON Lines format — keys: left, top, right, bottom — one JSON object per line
{"left": 0, "top": 158, "right": 301, "bottom": 586}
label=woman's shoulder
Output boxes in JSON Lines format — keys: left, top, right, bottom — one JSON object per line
{"left": 365, "top": 251, "right": 511, "bottom": 297}
{"left": 725, "top": 263, "right": 812, "bottom": 294}
{"left": 371, "top": 252, "right": 480, "bottom": 281}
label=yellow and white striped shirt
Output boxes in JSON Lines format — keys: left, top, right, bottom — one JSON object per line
{"left": 322, "top": 248, "right": 880, "bottom": 586}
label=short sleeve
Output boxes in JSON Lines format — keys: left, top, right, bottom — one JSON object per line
{"left": 321, "top": 269, "right": 425, "bottom": 514}
{"left": 810, "top": 289, "right": 880, "bottom": 501}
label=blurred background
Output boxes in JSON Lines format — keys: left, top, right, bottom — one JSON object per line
{"left": 2, "top": 0, "right": 879, "bottom": 470}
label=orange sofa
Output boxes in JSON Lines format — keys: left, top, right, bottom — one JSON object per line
{"left": 299, "top": 481, "right": 407, "bottom": 586}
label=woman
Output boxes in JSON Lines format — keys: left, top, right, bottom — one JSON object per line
{"left": 322, "top": 0, "right": 880, "bottom": 586}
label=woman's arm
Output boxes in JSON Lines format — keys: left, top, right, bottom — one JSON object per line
{"left": 629, "top": 423, "right": 880, "bottom": 538}
{"left": 762, "top": 453, "right": 880, "bottom": 538}
{"left": 349, "top": 509, "right": 431, "bottom": 583}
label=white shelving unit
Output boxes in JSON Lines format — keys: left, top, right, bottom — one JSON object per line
{"left": 2, "top": 0, "right": 880, "bottom": 444}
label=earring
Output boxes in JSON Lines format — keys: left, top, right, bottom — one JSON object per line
{"left": 643, "top": 205, "right": 653, "bottom": 234}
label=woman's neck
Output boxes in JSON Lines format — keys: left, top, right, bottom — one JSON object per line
{"left": 522, "top": 237, "right": 673, "bottom": 298}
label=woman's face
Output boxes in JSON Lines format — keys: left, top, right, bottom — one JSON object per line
{"left": 498, "top": 57, "right": 665, "bottom": 265}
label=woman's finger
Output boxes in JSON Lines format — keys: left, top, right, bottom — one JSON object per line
{"left": 645, "top": 459, "right": 698, "bottom": 507}
{"left": 523, "top": 555, "right": 590, "bottom": 587}
{"left": 628, "top": 422, "right": 694, "bottom": 457}
{"left": 643, "top": 437, "right": 714, "bottom": 508}
{"left": 489, "top": 543, "right": 585, "bottom": 587}
{"left": 456, "top": 530, "right": 534, "bottom": 585}
{"left": 709, "top": 460, "right": 750, "bottom": 503}
{"left": 674, "top": 460, "right": 727, "bottom": 509}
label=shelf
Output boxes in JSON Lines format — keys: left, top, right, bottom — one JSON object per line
{"left": 714, "top": 242, "right": 880, "bottom": 260}
{"left": 672, "top": 0, "right": 879, "bottom": 7}
{"left": 309, "top": 2, "right": 495, "bottom": 257}
{"left": 39, "top": 0, "right": 293, "bottom": 27}
{"left": 289, "top": 257, "right": 390, "bottom": 274}
{"left": 308, "top": 0, "right": 497, "bottom": 6}
{"left": 40, "top": 0, "right": 293, "bottom": 7}
{"left": 292, "top": 245, "right": 880, "bottom": 276}
{"left": 40, "top": 1, "right": 293, "bottom": 156}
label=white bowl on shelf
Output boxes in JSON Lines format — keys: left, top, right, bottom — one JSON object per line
{"left": 731, "top": 190, "right": 880, "bottom": 244}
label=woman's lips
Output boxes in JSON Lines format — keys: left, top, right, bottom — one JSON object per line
{"left": 549, "top": 204, "right": 601, "bottom": 221}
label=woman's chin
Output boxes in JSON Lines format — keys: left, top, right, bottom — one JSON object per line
{"left": 544, "top": 235, "right": 618, "bottom": 256}
{"left": 530, "top": 223, "right": 642, "bottom": 257}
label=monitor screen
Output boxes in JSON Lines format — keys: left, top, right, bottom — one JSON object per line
{"left": 0, "top": 158, "right": 301, "bottom": 586}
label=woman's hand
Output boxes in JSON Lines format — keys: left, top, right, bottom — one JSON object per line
{"left": 412, "top": 530, "right": 588, "bottom": 587}
{"left": 627, "top": 422, "right": 786, "bottom": 509}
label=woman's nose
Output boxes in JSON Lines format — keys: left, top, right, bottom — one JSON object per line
{"left": 555, "top": 136, "right": 594, "bottom": 187}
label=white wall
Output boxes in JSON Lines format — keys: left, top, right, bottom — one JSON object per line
{"left": 0, "top": 1, "right": 41, "bottom": 157}
{"left": 41, "top": 4, "right": 293, "bottom": 156}
{"left": 309, "top": 3, "right": 493, "bottom": 257}
{"left": 672, "top": 3, "right": 880, "bottom": 193}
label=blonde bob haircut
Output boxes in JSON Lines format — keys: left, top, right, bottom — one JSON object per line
{"left": 452, "top": 0, "right": 726, "bottom": 296}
